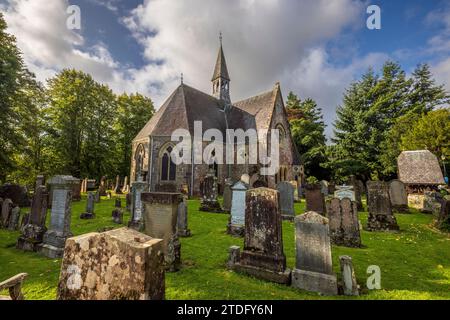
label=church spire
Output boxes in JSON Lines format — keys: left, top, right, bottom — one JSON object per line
{"left": 212, "top": 33, "right": 230, "bottom": 103}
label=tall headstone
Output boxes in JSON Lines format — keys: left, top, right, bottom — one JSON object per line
{"left": 389, "top": 180, "right": 409, "bottom": 213}
{"left": 57, "top": 228, "right": 165, "bottom": 300}
{"left": 121, "top": 176, "right": 129, "bottom": 194}
{"left": 222, "top": 179, "right": 233, "bottom": 213}
{"left": 129, "top": 178, "right": 147, "bottom": 231}
{"left": 177, "top": 195, "right": 191, "bottom": 237}
{"left": 80, "top": 192, "right": 95, "bottom": 219}
{"left": 289, "top": 181, "right": 299, "bottom": 202}
{"left": 71, "top": 180, "right": 81, "bottom": 202}
{"left": 326, "top": 198, "right": 361, "bottom": 248}
{"left": 98, "top": 176, "right": 107, "bottom": 196}
{"left": 339, "top": 256, "right": 359, "bottom": 296}
{"left": 291, "top": 211, "right": 338, "bottom": 295}
{"left": 114, "top": 175, "right": 122, "bottom": 194}
{"left": 141, "top": 192, "right": 182, "bottom": 272}
{"left": 228, "top": 188, "right": 291, "bottom": 284}
{"left": 17, "top": 185, "right": 48, "bottom": 251}
{"left": 227, "top": 181, "right": 248, "bottom": 237}
{"left": 334, "top": 185, "right": 355, "bottom": 201}
{"left": 199, "top": 171, "right": 222, "bottom": 213}
{"left": 277, "top": 182, "right": 295, "bottom": 221}
{"left": 41, "top": 176, "right": 79, "bottom": 258}
{"left": 366, "top": 181, "right": 399, "bottom": 231}
{"left": 305, "top": 184, "right": 325, "bottom": 215}
{"left": 94, "top": 190, "right": 101, "bottom": 203}
{"left": 7, "top": 205, "right": 21, "bottom": 231}
{"left": 1, "top": 198, "right": 13, "bottom": 228}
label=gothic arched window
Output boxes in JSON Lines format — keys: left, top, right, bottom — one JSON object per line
{"left": 161, "top": 146, "right": 176, "bottom": 181}
{"left": 275, "top": 124, "right": 286, "bottom": 143}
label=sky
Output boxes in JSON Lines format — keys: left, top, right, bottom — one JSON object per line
{"left": 1, "top": 0, "right": 449, "bottom": 139}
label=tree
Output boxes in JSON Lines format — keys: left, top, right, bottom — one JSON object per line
{"left": 286, "top": 92, "right": 328, "bottom": 179}
{"left": 115, "top": 93, "right": 155, "bottom": 178}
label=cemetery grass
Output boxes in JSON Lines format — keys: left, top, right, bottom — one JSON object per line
{"left": 1, "top": 196, "right": 450, "bottom": 300}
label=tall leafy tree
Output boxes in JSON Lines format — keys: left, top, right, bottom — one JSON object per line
{"left": 115, "top": 93, "right": 155, "bottom": 178}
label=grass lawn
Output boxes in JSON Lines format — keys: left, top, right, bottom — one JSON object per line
{"left": 1, "top": 194, "right": 450, "bottom": 300}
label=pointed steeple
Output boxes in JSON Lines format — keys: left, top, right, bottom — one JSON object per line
{"left": 212, "top": 33, "right": 231, "bottom": 103}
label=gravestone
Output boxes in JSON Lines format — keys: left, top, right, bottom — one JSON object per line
{"left": 7, "top": 205, "right": 21, "bottom": 231}
{"left": 114, "top": 175, "right": 122, "bottom": 194}
{"left": 334, "top": 185, "right": 355, "bottom": 201}
{"left": 320, "top": 180, "right": 329, "bottom": 196}
{"left": 277, "top": 182, "right": 295, "bottom": 221}
{"left": 389, "top": 180, "right": 409, "bottom": 213}
{"left": 222, "top": 179, "right": 233, "bottom": 213}
{"left": 199, "top": 171, "right": 222, "bottom": 213}
{"left": 141, "top": 192, "right": 182, "bottom": 271}
{"left": 290, "top": 181, "right": 299, "bottom": 202}
{"left": 291, "top": 211, "right": 338, "bottom": 295}
{"left": 126, "top": 192, "right": 131, "bottom": 211}
{"left": 229, "top": 188, "right": 291, "bottom": 284}
{"left": 366, "top": 181, "right": 399, "bottom": 232}
{"left": 98, "top": 176, "right": 107, "bottom": 196}
{"left": 326, "top": 198, "right": 361, "bottom": 248}
{"left": 422, "top": 191, "right": 442, "bottom": 215}
{"left": 305, "top": 184, "right": 325, "bottom": 215}
{"left": 71, "top": 180, "right": 81, "bottom": 202}
{"left": 121, "top": 176, "right": 129, "bottom": 193}
{"left": 240, "top": 174, "right": 250, "bottom": 185}
{"left": 339, "top": 256, "right": 359, "bottom": 296}
{"left": 1, "top": 198, "right": 13, "bottom": 228}
{"left": 177, "top": 195, "right": 191, "bottom": 237}
{"left": 348, "top": 176, "right": 363, "bottom": 210}
{"left": 94, "top": 191, "right": 100, "bottom": 203}
{"left": 112, "top": 208, "right": 123, "bottom": 224}
{"left": 80, "top": 192, "right": 95, "bottom": 219}
{"left": 16, "top": 185, "right": 48, "bottom": 251}
{"left": 227, "top": 181, "right": 248, "bottom": 237}
{"left": 57, "top": 227, "right": 165, "bottom": 300}
{"left": 86, "top": 179, "right": 96, "bottom": 190}
{"left": 129, "top": 178, "right": 147, "bottom": 231}
{"left": 80, "top": 178, "right": 87, "bottom": 193}
{"left": 41, "top": 176, "right": 80, "bottom": 258}
{"left": 115, "top": 198, "right": 122, "bottom": 208}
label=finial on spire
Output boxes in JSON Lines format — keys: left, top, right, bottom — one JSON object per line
{"left": 181, "top": 72, "right": 184, "bottom": 85}
{"left": 219, "top": 31, "right": 222, "bottom": 45}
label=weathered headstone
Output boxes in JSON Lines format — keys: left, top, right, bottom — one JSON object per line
{"left": 141, "top": 192, "right": 182, "bottom": 271}
{"left": 71, "top": 180, "right": 81, "bottom": 202}
{"left": 115, "top": 198, "right": 122, "bottom": 208}
{"left": 80, "top": 178, "right": 87, "bottom": 193}
{"left": 326, "top": 198, "right": 361, "bottom": 248}
{"left": 7, "top": 205, "right": 21, "bottom": 231}
{"left": 80, "top": 192, "right": 95, "bottom": 219}
{"left": 129, "top": 178, "right": 147, "bottom": 231}
{"left": 389, "top": 180, "right": 409, "bottom": 213}
{"left": 114, "top": 175, "right": 122, "bottom": 194}
{"left": 112, "top": 208, "right": 123, "bottom": 224}
{"left": 94, "top": 190, "right": 100, "bottom": 203}
{"left": 229, "top": 188, "right": 291, "bottom": 284}
{"left": 305, "top": 184, "right": 325, "bottom": 215}
{"left": 41, "top": 176, "right": 79, "bottom": 258}
{"left": 1, "top": 198, "right": 13, "bottom": 228}
{"left": 177, "top": 195, "right": 191, "bottom": 237}
{"left": 289, "top": 181, "right": 299, "bottom": 202}
{"left": 16, "top": 185, "right": 48, "bottom": 251}
{"left": 57, "top": 227, "right": 165, "bottom": 300}
{"left": 199, "top": 171, "right": 222, "bottom": 213}
{"left": 291, "top": 211, "right": 338, "bottom": 295}
{"left": 366, "top": 181, "right": 399, "bottom": 232}
{"left": 98, "top": 176, "right": 107, "bottom": 196}
{"left": 222, "top": 179, "right": 233, "bottom": 213}
{"left": 121, "top": 176, "right": 129, "bottom": 193}
{"left": 277, "top": 182, "right": 295, "bottom": 220}
{"left": 227, "top": 181, "right": 248, "bottom": 237}
{"left": 334, "top": 185, "right": 355, "bottom": 201}
{"left": 339, "top": 256, "right": 359, "bottom": 296}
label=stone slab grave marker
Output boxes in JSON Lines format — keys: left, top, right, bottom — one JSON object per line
{"left": 366, "top": 181, "right": 399, "bottom": 231}
{"left": 98, "top": 176, "right": 107, "bottom": 196}
{"left": 94, "top": 190, "right": 101, "bottom": 203}
{"left": 17, "top": 185, "right": 48, "bottom": 251}
{"left": 141, "top": 192, "right": 182, "bottom": 272}
{"left": 222, "top": 179, "right": 233, "bottom": 213}
{"left": 115, "top": 198, "right": 121, "bottom": 208}
{"left": 389, "top": 180, "right": 409, "bottom": 213}
{"left": 129, "top": 178, "right": 147, "bottom": 231}
{"left": 228, "top": 188, "right": 291, "bottom": 284}
{"left": 326, "top": 197, "right": 361, "bottom": 248}
{"left": 7, "top": 205, "right": 20, "bottom": 231}
{"left": 177, "top": 195, "right": 191, "bottom": 237}
{"left": 334, "top": 185, "right": 355, "bottom": 201}
{"left": 121, "top": 176, "right": 129, "bottom": 193}
{"left": 291, "top": 211, "right": 338, "bottom": 295}
{"left": 71, "top": 179, "right": 81, "bottom": 202}
{"left": 57, "top": 227, "right": 165, "bottom": 300}
{"left": 339, "top": 256, "right": 359, "bottom": 296}
{"left": 80, "top": 192, "right": 95, "bottom": 219}
{"left": 112, "top": 208, "right": 123, "bottom": 224}
{"left": 114, "top": 175, "right": 122, "bottom": 194}
{"left": 305, "top": 183, "right": 325, "bottom": 215}
{"left": 277, "top": 182, "right": 295, "bottom": 221}
{"left": 290, "top": 181, "right": 299, "bottom": 202}
{"left": 1, "top": 198, "right": 13, "bottom": 228}
{"left": 227, "top": 181, "right": 248, "bottom": 237}
{"left": 41, "top": 175, "right": 80, "bottom": 258}
{"left": 199, "top": 170, "right": 223, "bottom": 213}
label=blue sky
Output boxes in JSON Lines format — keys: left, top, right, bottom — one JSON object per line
{"left": 2, "top": 0, "right": 449, "bottom": 137}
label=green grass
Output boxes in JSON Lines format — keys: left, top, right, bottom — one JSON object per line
{"left": 1, "top": 195, "right": 450, "bottom": 300}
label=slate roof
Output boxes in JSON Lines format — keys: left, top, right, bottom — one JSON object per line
{"left": 211, "top": 45, "right": 230, "bottom": 81}
{"left": 397, "top": 150, "right": 445, "bottom": 185}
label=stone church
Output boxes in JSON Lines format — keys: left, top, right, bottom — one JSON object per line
{"left": 131, "top": 40, "right": 301, "bottom": 196}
